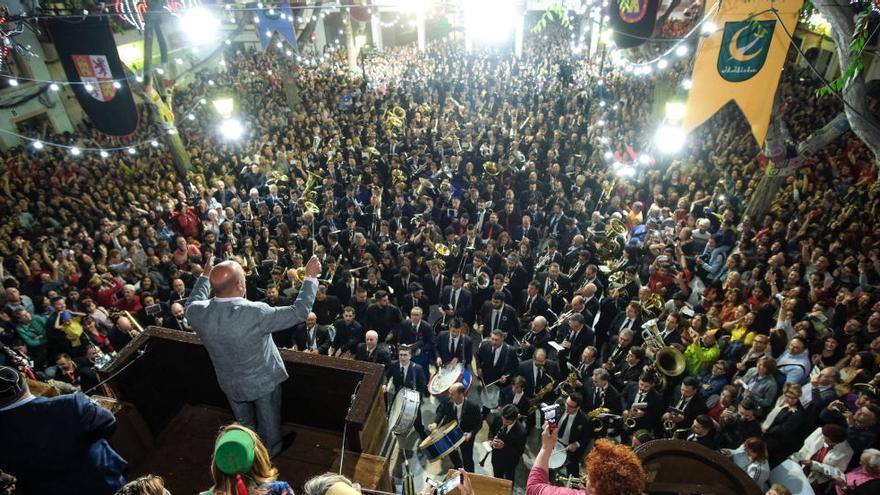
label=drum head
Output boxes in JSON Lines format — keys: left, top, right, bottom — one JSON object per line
{"left": 548, "top": 447, "right": 567, "bottom": 469}
{"left": 389, "top": 390, "right": 406, "bottom": 425}
{"left": 428, "top": 363, "right": 463, "bottom": 395}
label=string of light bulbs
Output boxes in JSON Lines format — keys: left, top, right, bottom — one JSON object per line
{"left": 0, "top": 95, "right": 214, "bottom": 156}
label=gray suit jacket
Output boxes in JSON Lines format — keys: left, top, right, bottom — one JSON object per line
{"left": 185, "top": 276, "right": 317, "bottom": 402}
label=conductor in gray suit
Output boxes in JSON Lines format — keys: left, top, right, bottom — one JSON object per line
{"left": 186, "top": 255, "right": 321, "bottom": 456}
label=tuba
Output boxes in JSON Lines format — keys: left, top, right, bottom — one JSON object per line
{"left": 482, "top": 161, "right": 500, "bottom": 181}
{"left": 301, "top": 171, "right": 321, "bottom": 203}
{"left": 641, "top": 319, "right": 686, "bottom": 390}
{"left": 391, "top": 169, "right": 407, "bottom": 187}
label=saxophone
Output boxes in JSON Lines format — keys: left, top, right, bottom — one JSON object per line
{"left": 554, "top": 371, "right": 580, "bottom": 398}
{"left": 587, "top": 395, "right": 611, "bottom": 432}
{"left": 527, "top": 375, "right": 557, "bottom": 414}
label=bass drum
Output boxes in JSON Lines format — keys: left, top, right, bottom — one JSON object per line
{"left": 388, "top": 388, "right": 421, "bottom": 436}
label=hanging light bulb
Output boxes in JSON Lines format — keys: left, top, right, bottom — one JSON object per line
{"left": 32, "top": 141, "right": 44, "bottom": 150}
{"left": 84, "top": 83, "right": 94, "bottom": 92}
{"left": 127, "top": 147, "right": 137, "bottom": 154}
{"left": 675, "top": 45, "right": 689, "bottom": 57}
{"left": 657, "top": 59, "right": 668, "bottom": 70}
{"left": 8, "top": 78, "right": 19, "bottom": 87}
{"left": 151, "top": 140, "right": 159, "bottom": 147}
{"left": 682, "top": 78, "right": 693, "bottom": 90}
{"left": 49, "top": 83, "right": 60, "bottom": 91}
{"left": 70, "top": 147, "right": 81, "bottom": 156}
{"left": 100, "top": 150, "right": 109, "bottom": 158}
{"left": 701, "top": 21, "right": 717, "bottom": 35}
{"left": 113, "top": 81, "right": 122, "bottom": 89}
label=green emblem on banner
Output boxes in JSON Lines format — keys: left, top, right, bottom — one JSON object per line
{"left": 717, "top": 20, "right": 775, "bottom": 82}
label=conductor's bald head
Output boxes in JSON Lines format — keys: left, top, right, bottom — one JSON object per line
{"left": 210, "top": 260, "right": 246, "bottom": 298}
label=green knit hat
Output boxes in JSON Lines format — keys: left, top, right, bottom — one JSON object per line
{"left": 214, "top": 429, "right": 255, "bottom": 474}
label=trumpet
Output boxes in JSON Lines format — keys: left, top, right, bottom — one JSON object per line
{"left": 534, "top": 251, "right": 552, "bottom": 272}
{"left": 556, "top": 475, "right": 586, "bottom": 489}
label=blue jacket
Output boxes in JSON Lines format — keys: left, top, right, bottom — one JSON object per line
{"left": 0, "top": 392, "right": 126, "bottom": 495}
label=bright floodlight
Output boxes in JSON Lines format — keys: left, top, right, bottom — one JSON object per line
{"left": 655, "top": 125, "right": 686, "bottom": 154}
{"left": 213, "top": 97, "right": 235, "bottom": 118}
{"left": 181, "top": 7, "right": 220, "bottom": 45}
{"left": 219, "top": 118, "right": 244, "bottom": 140}
{"left": 465, "top": 0, "right": 516, "bottom": 44}
{"left": 665, "top": 101, "right": 687, "bottom": 122}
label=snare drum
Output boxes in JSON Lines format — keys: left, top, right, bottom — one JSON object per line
{"left": 428, "top": 363, "right": 474, "bottom": 396}
{"left": 418, "top": 421, "right": 465, "bottom": 462}
{"left": 548, "top": 445, "right": 568, "bottom": 470}
{"left": 479, "top": 384, "right": 500, "bottom": 409}
{"left": 388, "top": 389, "right": 421, "bottom": 436}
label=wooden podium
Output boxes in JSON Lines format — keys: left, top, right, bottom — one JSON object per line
{"left": 445, "top": 469, "right": 513, "bottom": 495}
{"left": 97, "top": 327, "right": 389, "bottom": 493}
{"left": 634, "top": 440, "right": 762, "bottom": 495}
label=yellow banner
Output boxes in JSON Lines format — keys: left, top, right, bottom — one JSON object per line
{"left": 682, "top": 0, "right": 803, "bottom": 145}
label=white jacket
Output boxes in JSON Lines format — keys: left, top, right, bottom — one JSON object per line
{"left": 789, "top": 427, "right": 853, "bottom": 484}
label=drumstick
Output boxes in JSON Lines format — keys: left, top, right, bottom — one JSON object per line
{"left": 483, "top": 374, "right": 510, "bottom": 388}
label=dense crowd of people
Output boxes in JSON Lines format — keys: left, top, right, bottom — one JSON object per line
{"left": 1, "top": 13, "right": 880, "bottom": 495}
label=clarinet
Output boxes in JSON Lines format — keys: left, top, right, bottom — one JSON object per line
{"left": 479, "top": 432, "right": 501, "bottom": 467}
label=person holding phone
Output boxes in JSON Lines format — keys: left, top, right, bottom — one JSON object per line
{"left": 527, "top": 422, "right": 646, "bottom": 495}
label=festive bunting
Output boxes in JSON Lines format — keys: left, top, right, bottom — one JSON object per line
{"left": 256, "top": 0, "right": 298, "bottom": 50}
{"left": 682, "top": 0, "right": 804, "bottom": 145}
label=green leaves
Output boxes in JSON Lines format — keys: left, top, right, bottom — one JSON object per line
{"left": 531, "top": 2, "right": 571, "bottom": 34}
{"left": 816, "top": 8, "right": 871, "bottom": 97}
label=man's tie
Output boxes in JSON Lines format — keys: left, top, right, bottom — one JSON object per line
{"left": 558, "top": 413, "right": 570, "bottom": 439}
{"left": 636, "top": 391, "right": 646, "bottom": 404}
{"left": 493, "top": 310, "right": 500, "bottom": 331}
{"left": 537, "top": 367, "right": 544, "bottom": 385}
{"left": 677, "top": 397, "right": 689, "bottom": 411}
{"left": 401, "top": 366, "right": 407, "bottom": 385}
{"left": 453, "top": 289, "right": 459, "bottom": 310}
{"left": 595, "top": 388, "right": 603, "bottom": 405}
{"left": 622, "top": 318, "right": 631, "bottom": 331}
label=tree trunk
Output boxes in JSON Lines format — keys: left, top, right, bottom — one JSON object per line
{"left": 143, "top": 0, "right": 190, "bottom": 177}
{"left": 814, "top": 0, "right": 880, "bottom": 166}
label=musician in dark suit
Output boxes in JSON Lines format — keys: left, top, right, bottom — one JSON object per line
{"left": 518, "top": 349, "right": 560, "bottom": 397}
{"left": 582, "top": 368, "right": 624, "bottom": 417}
{"left": 602, "top": 330, "right": 635, "bottom": 373}
{"left": 440, "top": 274, "right": 473, "bottom": 324}
{"left": 399, "top": 283, "right": 430, "bottom": 319}
{"left": 662, "top": 376, "right": 708, "bottom": 432}
{"left": 599, "top": 301, "right": 641, "bottom": 351}
{"left": 487, "top": 404, "right": 528, "bottom": 481}
{"left": 535, "top": 263, "right": 571, "bottom": 314}
{"left": 331, "top": 307, "right": 362, "bottom": 356}
{"left": 311, "top": 285, "right": 343, "bottom": 326}
{"left": 622, "top": 372, "right": 664, "bottom": 437}
{"left": 430, "top": 383, "right": 482, "bottom": 472}
{"left": 477, "top": 292, "right": 518, "bottom": 339}
{"left": 394, "top": 307, "right": 435, "bottom": 368}
{"left": 556, "top": 313, "right": 594, "bottom": 369}
{"left": 475, "top": 330, "right": 518, "bottom": 390}
{"left": 390, "top": 267, "right": 417, "bottom": 305}
{"left": 291, "top": 312, "right": 332, "bottom": 354}
{"left": 519, "top": 281, "right": 554, "bottom": 331}
{"left": 421, "top": 261, "right": 447, "bottom": 306}
{"left": 383, "top": 346, "right": 429, "bottom": 439}
{"left": 612, "top": 347, "right": 646, "bottom": 391}
{"left": 354, "top": 330, "right": 391, "bottom": 365}
{"left": 519, "top": 315, "right": 555, "bottom": 360}
{"left": 553, "top": 392, "right": 592, "bottom": 476}
{"left": 435, "top": 318, "right": 474, "bottom": 369}
{"left": 499, "top": 375, "right": 531, "bottom": 419}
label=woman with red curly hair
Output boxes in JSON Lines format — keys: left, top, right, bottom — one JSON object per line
{"left": 526, "top": 422, "right": 646, "bottom": 495}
